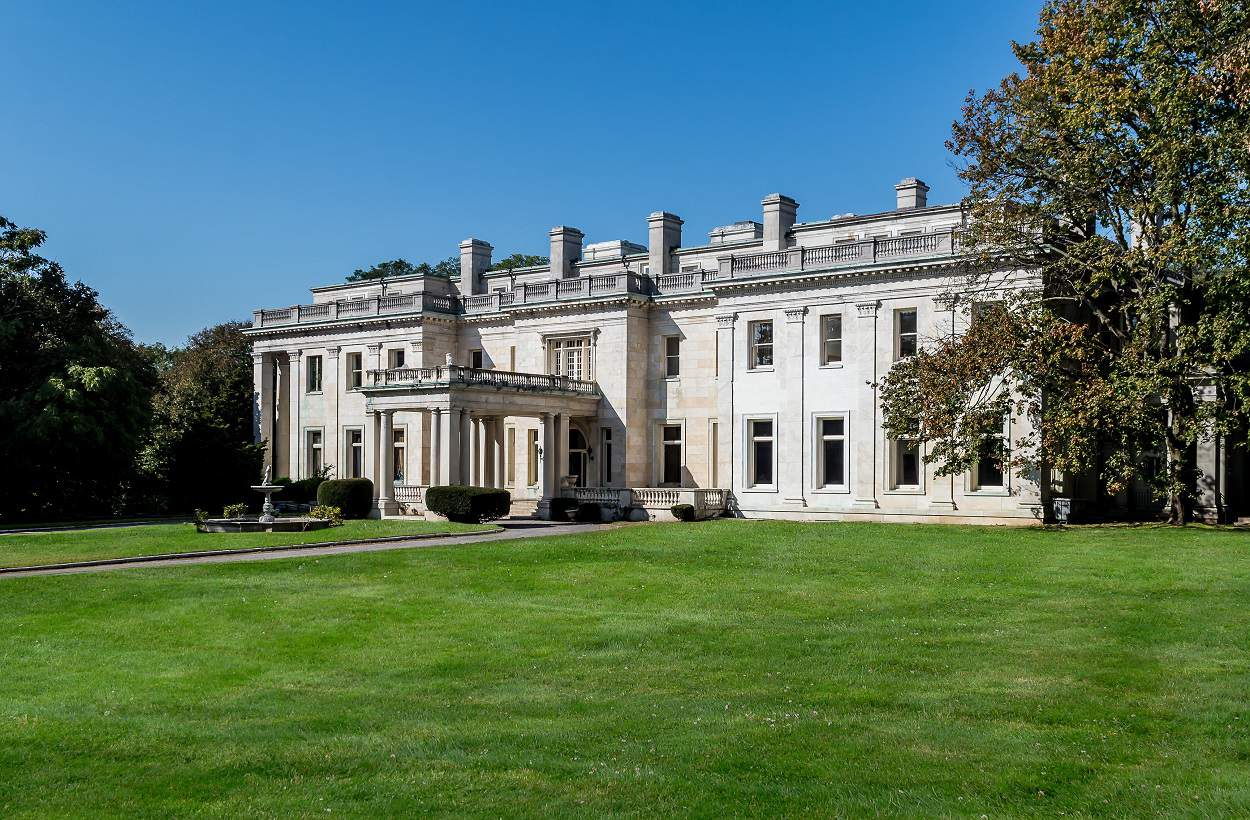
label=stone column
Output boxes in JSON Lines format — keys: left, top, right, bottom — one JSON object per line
{"left": 1194, "top": 385, "right": 1226, "bottom": 522}
{"left": 430, "top": 409, "right": 444, "bottom": 485}
{"left": 253, "top": 353, "right": 275, "bottom": 476}
{"left": 781, "top": 307, "right": 807, "bottom": 507}
{"left": 493, "top": 417, "right": 506, "bottom": 489}
{"left": 376, "top": 409, "right": 396, "bottom": 516}
{"left": 554, "top": 413, "right": 568, "bottom": 491}
{"left": 851, "top": 302, "right": 880, "bottom": 510}
{"left": 326, "top": 346, "right": 340, "bottom": 479}
{"left": 482, "top": 418, "right": 496, "bottom": 487}
{"left": 472, "top": 417, "right": 484, "bottom": 486}
{"left": 459, "top": 409, "right": 472, "bottom": 485}
{"left": 439, "top": 407, "right": 460, "bottom": 485}
{"left": 715, "top": 314, "right": 736, "bottom": 493}
{"left": 287, "top": 349, "right": 302, "bottom": 479}
{"left": 537, "top": 412, "right": 555, "bottom": 517}
{"left": 370, "top": 410, "right": 382, "bottom": 500}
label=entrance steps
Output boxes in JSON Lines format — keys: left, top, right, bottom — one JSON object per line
{"left": 509, "top": 499, "right": 539, "bottom": 519}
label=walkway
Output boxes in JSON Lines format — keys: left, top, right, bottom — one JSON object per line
{"left": 1, "top": 519, "right": 613, "bottom": 579}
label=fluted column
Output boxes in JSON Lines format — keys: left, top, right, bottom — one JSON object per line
{"left": 439, "top": 407, "right": 460, "bottom": 486}
{"left": 852, "top": 302, "right": 880, "bottom": 510}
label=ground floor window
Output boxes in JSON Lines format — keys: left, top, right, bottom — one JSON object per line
{"left": 345, "top": 428, "right": 364, "bottom": 478}
{"left": 392, "top": 427, "right": 406, "bottom": 483}
{"left": 816, "top": 417, "right": 846, "bottom": 488}
{"left": 709, "top": 420, "right": 719, "bottom": 487}
{"left": 972, "top": 431, "right": 1006, "bottom": 491}
{"left": 306, "top": 429, "right": 323, "bottom": 477}
{"left": 661, "top": 424, "right": 683, "bottom": 486}
{"left": 527, "top": 429, "right": 539, "bottom": 486}
{"left": 747, "top": 419, "right": 775, "bottom": 487}
{"left": 600, "top": 426, "right": 613, "bottom": 485}
{"left": 506, "top": 427, "right": 516, "bottom": 486}
{"left": 891, "top": 438, "right": 921, "bottom": 489}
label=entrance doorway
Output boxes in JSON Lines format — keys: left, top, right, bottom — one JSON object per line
{"left": 568, "top": 427, "right": 589, "bottom": 487}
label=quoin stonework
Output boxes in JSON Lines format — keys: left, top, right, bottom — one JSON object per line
{"left": 248, "top": 178, "right": 1240, "bottom": 524}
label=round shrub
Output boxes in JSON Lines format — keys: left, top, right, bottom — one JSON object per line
{"left": 671, "top": 503, "right": 696, "bottom": 522}
{"left": 316, "top": 478, "right": 374, "bottom": 519}
{"left": 574, "top": 502, "right": 602, "bottom": 522}
{"left": 287, "top": 476, "right": 325, "bottom": 505}
{"left": 425, "top": 485, "right": 511, "bottom": 523}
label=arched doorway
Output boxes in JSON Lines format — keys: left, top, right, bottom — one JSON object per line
{"left": 568, "top": 427, "right": 589, "bottom": 487}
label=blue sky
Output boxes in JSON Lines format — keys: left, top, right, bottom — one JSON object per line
{"left": 2, "top": 1, "right": 1039, "bottom": 345}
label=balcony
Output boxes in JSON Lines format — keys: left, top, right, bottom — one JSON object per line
{"left": 253, "top": 292, "right": 459, "bottom": 328}
{"left": 366, "top": 365, "right": 599, "bottom": 397}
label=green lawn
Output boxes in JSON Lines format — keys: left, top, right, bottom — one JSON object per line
{"left": 0, "top": 519, "right": 491, "bottom": 569}
{"left": 1, "top": 520, "right": 1248, "bottom": 816}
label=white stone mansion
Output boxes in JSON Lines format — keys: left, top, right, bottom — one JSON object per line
{"left": 247, "top": 178, "right": 1240, "bottom": 524}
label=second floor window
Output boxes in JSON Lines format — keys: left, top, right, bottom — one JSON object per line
{"left": 470, "top": 349, "right": 484, "bottom": 369}
{"left": 549, "top": 338, "right": 590, "bottom": 380}
{"left": 388, "top": 348, "right": 406, "bottom": 369}
{"left": 896, "top": 309, "right": 918, "bottom": 359}
{"left": 749, "top": 320, "right": 773, "bottom": 369}
{"left": 306, "top": 355, "right": 323, "bottom": 393}
{"left": 346, "top": 352, "right": 362, "bottom": 389}
{"left": 821, "top": 314, "right": 842, "bottom": 365}
{"left": 664, "top": 335, "right": 680, "bottom": 377}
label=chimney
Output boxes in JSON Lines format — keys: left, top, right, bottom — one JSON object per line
{"left": 894, "top": 177, "right": 930, "bottom": 209}
{"left": 459, "top": 238, "right": 493, "bottom": 295}
{"left": 761, "top": 194, "right": 798, "bottom": 252}
{"left": 549, "top": 226, "right": 584, "bottom": 279}
{"left": 647, "top": 211, "right": 683, "bottom": 276}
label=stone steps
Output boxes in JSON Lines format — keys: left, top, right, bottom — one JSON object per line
{"left": 509, "top": 499, "right": 539, "bottom": 519}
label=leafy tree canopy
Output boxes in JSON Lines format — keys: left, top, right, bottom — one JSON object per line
{"left": 488, "top": 253, "right": 548, "bottom": 272}
{"left": 880, "top": 0, "right": 1250, "bottom": 523}
{"left": 346, "top": 257, "right": 458, "bottom": 282}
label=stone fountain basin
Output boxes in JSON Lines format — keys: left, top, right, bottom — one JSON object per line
{"left": 199, "top": 517, "right": 331, "bottom": 534}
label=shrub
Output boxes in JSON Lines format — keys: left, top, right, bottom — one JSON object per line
{"left": 309, "top": 504, "right": 343, "bottom": 525}
{"left": 574, "top": 502, "right": 603, "bottom": 522}
{"left": 671, "top": 503, "right": 696, "bottom": 522}
{"left": 425, "top": 485, "right": 511, "bottom": 523}
{"left": 193, "top": 509, "right": 209, "bottom": 523}
{"left": 547, "top": 497, "right": 578, "bottom": 520}
{"left": 316, "top": 478, "right": 374, "bottom": 519}
{"left": 286, "top": 476, "right": 325, "bottom": 505}
{"left": 223, "top": 502, "right": 248, "bottom": 519}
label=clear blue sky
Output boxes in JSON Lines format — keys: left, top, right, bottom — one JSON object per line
{"left": 2, "top": 1, "right": 1039, "bottom": 346}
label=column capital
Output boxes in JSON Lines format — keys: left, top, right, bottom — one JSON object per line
{"left": 783, "top": 306, "right": 807, "bottom": 324}
{"left": 252, "top": 352, "right": 265, "bottom": 364}
{"left": 287, "top": 348, "right": 303, "bottom": 359}
{"left": 380, "top": 408, "right": 395, "bottom": 419}
{"left": 326, "top": 345, "right": 341, "bottom": 356}
{"left": 855, "top": 301, "right": 880, "bottom": 319}
{"left": 715, "top": 312, "right": 738, "bottom": 328}
{"left": 365, "top": 342, "right": 383, "bottom": 353}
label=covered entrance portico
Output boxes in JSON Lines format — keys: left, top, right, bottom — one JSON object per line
{"left": 361, "top": 365, "right": 600, "bottom": 518}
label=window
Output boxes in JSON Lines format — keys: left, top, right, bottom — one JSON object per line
{"left": 527, "top": 430, "right": 539, "bottom": 485}
{"left": 748, "top": 419, "right": 775, "bottom": 487}
{"left": 661, "top": 425, "right": 683, "bottom": 486}
{"left": 506, "top": 427, "right": 516, "bottom": 486}
{"left": 664, "top": 335, "right": 681, "bottom": 377}
{"left": 388, "top": 348, "right": 406, "bottom": 369}
{"left": 820, "top": 314, "right": 842, "bottom": 365}
{"left": 600, "top": 427, "right": 613, "bottom": 485}
{"left": 306, "top": 429, "right": 323, "bottom": 477}
{"left": 895, "top": 309, "right": 918, "bottom": 359}
{"left": 973, "top": 431, "right": 1007, "bottom": 491}
{"left": 817, "top": 418, "right": 846, "bottom": 488}
{"left": 346, "top": 429, "right": 364, "bottom": 479}
{"left": 392, "top": 427, "right": 406, "bottom": 484}
{"left": 306, "top": 355, "right": 323, "bottom": 392}
{"left": 549, "top": 338, "right": 590, "bottom": 380}
{"left": 346, "top": 352, "right": 363, "bottom": 390}
{"left": 891, "top": 438, "right": 921, "bottom": 489}
{"left": 470, "top": 349, "right": 484, "bottom": 369}
{"left": 748, "top": 320, "right": 773, "bottom": 369}
{"left": 709, "top": 420, "right": 719, "bottom": 487}
{"left": 509, "top": 346, "right": 516, "bottom": 370}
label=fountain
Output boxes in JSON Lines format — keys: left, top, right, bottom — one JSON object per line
{"left": 196, "top": 465, "right": 332, "bottom": 533}
{"left": 252, "top": 465, "right": 283, "bottom": 524}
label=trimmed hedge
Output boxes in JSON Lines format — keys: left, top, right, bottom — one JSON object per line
{"left": 285, "top": 476, "right": 325, "bottom": 505}
{"left": 671, "top": 503, "right": 696, "bottom": 522}
{"left": 425, "top": 485, "right": 511, "bottom": 523}
{"left": 316, "top": 478, "right": 374, "bottom": 519}
{"left": 574, "top": 502, "right": 602, "bottom": 523}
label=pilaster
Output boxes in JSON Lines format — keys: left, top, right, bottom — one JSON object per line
{"left": 851, "top": 302, "right": 880, "bottom": 509}
{"left": 780, "top": 307, "right": 807, "bottom": 507}
{"left": 715, "top": 313, "right": 736, "bottom": 496}
{"left": 287, "top": 349, "right": 302, "bottom": 480}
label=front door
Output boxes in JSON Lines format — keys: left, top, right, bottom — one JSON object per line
{"left": 568, "top": 427, "right": 588, "bottom": 487}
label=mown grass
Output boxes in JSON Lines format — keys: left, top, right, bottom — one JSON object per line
{"left": 1, "top": 520, "right": 1248, "bottom": 816}
{"left": 0, "top": 519, "right": 491, "bottom": 569}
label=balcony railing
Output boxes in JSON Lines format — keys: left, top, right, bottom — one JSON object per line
{"left": 253, "top": 230, "right": 963, "bottom": 329}
{"left": 366, "top": 365, "right": 599, "bottom": 396}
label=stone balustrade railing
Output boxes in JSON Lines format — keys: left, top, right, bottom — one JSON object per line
{"left": 562, "top": 486, "right": 728, "bottom": 520}
{"left": 394, "top": 485, "right": 426, "bottom": 505}
{"left": 366, "top": 365, "right": 599, "bottom": 396}
{"left": 254, "top": 231, "right": 962, "bottom": 328}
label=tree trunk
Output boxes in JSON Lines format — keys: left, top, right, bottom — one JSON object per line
{"left": 1164, "top": 393, "right": 1193, "bottom": 525}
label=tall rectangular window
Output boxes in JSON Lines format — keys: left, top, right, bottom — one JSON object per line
{"left": 709, "top": 421, "right": 719, "bottom": 487}
{"left": 748, "top": 419, "right": 775, "bottom": 487}
{"left": 392, "top": 427, "right": 406, "bottom": 483}
{"left": 388, "top": 348, "right": 406, "bottom": 369}
{"left": 306, "top": 429, "right": 323, "bottom": 477}
{"left": 748, "top": 321, "right": 773, "bottom": 369}
{"left": 346, "top": 352, "right": 363, "bottom": 390}
{"left": 527, "top": 430, "right": 539, "bottom": 486}
{"left": 470, "top": 349, "right": 484, "bottom": 369}
{"left": 600, "top": 427, "right": 613, "bottom": 485}
{"left": 895, "top": 309, "right": 918, "bottom": 359}
{"left": 306, "top": 355, "right": 323, "bottom": 392}
{"left": 664, "top": 335, "right": 681, "bottom": 377}
{"left": 661, "top": 425, "right": 683, "bottom": 486}
{"left": 817, "top": 418, "right": 846, "bottom": 488}
{"left": 346, "top": 429, "right": 364, "bottom": 479}
{"left": 973, "top": 431, "right": 1006, "bottom": 490}
{"left": 892, "top": 438, "right": 921, "bottom": 489}
{"left": 506, "top": 427, "right": 516, "bottom": 486}
{"left": 820, "top": 315, "right": 843, "bottom": 365}
{"left": 549, "top": 338, "right": 590, "bottom": 380}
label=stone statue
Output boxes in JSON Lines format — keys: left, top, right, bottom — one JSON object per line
{"left": 263, "top": 464, "right": 271, "bottom": 485}
{"left": 446, "top": 352, "right": 454, "bottom": 366}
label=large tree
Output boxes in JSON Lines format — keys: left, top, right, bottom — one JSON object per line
{"left": 0, "top": 216, "right": 157, "bottom": 522}
{"left": 880, "top": 0, "right": 1250, "bottom": 523}
{"left": 345, "top": 257, "right": 458, "bottom": 282}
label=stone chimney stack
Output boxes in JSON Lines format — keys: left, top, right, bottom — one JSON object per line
{"left": 894, "top": 177, "right": 930, "bottom": 209}
{"left": 761, "top": 194, "right": 798, "bottom": 252}
{"left": 459, "top": 238, "right": 493, "bottom": 295}
{"left": 647, "top": 212, "right": 683, "bottom": 276}
{"left": 549, "top": 226, "right": 584, "bottom": 279}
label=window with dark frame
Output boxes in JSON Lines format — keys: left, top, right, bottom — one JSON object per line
{"left": 392, "top": 427, "right": 405, "bottom": 483}
{"left": 820, "top": 314, "right": 842, "bottom": 365}
{"left": 818, "top": 418, "right": 846, "bottom": 487}
{"left": 306, "top": 355, "right": 323, "bottom": 392}
{"left": 749, "top": 419, "right": 775, "bottom": 486}
{"left": 470, "top": 349, "right": 484, "bottom": 369}
{"left": 664, "top": 336, "right": 681, "bottom": 377}
{"left": 346, "top": 352, "right": 363, "bottom": 389}
{"left": 307, "top": 429, "right": 323, "bottom": 476}
{"left": 601, "top": 427, "right": 613, "bottom": 485}
{"left": 894, "top": 438, "right": 920, "bottom": 488}
{"left": 661, "top": 425, "right": 683, "bottom": 485}
{"left": 896, "top": 309, "right": 918, "bottom": 359}
{"left": 974, "top": 432, "right": 1006, "bottom": 489}
{"left": 346, "top": 429, "right": 364, "bottom": 478}
{"left": 749, "top": 320, "right": 773, "bottom": 369}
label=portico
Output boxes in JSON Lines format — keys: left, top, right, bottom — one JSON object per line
{"left": 360, "top": 364, "right": 600, "bottom": 517}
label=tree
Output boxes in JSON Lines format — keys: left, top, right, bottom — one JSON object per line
{"left": 489, "top": 253, "right": 548, "bottom": 272}
{"left": 0, "top": 216, "right": 157, "bottom": 522}
{"left": 880, "top": 0, "right": 1250, "bottom": 523}
{"left": 346, "top": 257, "right": 458, "bottom": 282}
{"left": 139, "top": 322, "right": 264, "bottom": 513}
